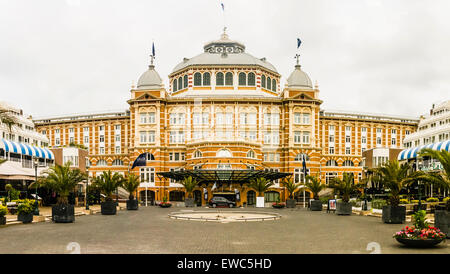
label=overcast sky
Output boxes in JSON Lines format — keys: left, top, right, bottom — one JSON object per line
{"left": 0, "top": 0, "right": 449, "bottom": 119}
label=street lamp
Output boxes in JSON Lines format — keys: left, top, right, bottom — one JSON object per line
{"left": 85, "top": 158, "right": 90, "bottom": 210}
{"left": 33, "top": 158, "right": 39, "bottom": 216}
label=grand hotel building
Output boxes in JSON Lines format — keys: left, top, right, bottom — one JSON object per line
{"left": 34, "top": 32, "right": 419, "bottom": 206}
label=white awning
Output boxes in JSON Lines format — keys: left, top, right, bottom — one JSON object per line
{"left": 398, "top": 140, "right": 450, "bottom": 161}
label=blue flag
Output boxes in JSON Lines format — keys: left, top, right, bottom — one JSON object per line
{"left": 131, "top": 153, "right": 148, "bottom": 170}
{"left": 297, "top": 38, "right": 302, "bottom": 49}
{"left": 152, "top": 42, "right": 155, "bottom": 57}
{"left": 302, "top": 154, "right": 308, "bottom": 177}
{"left": 221, "top": 3, "right": 224, "bottom": 11}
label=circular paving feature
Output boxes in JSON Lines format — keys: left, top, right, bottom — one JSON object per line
{"left": 168, "top": 210, "right": 281, "bottom": 223}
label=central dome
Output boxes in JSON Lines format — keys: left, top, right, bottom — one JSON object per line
{"left": 171, "top": 32, "right": 278, "bottom": 74}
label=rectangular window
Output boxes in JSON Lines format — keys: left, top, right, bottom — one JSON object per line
{"left": 216, "top": 113, "right": 224, "bottom": 125}
{"left": 391, "top": 138, "right": 396, "bottom": 145}
{"left": 55, "top": 138, "right": 60, "bottom": 145}
{"left": 149, "top": 113, "right": 155, "bottom": 124}
{"left": 99, "top": 135, "right": 105, "bottom": 143}
{"left": 329, "top": 147, "right": 334, "bottom": 154}
{"left": 140, "top": 131, "right": 147, "bottom": 143}
{"left": 264, "top": 131, "right": 271, "bottom": 144}
{"left": 391, "top": 129, "right": 396, "bottom": 134}
{"left": 193, "top": 113, "right": 201, "bottom": 125}
{"left": 115, "top": 134, "right": 120, "bottom": 142}
{"left": 140, "top": 113, "right": 147, "bottom": 124}
{"left": 99, "top": 126, "right": 104, "bottom": 131}
{"left": 362, "top": 136, "right": 367, "bottom": 144}
{"left": 272, "top": 113, "right": 280, "bottom": 125}
{"left": 376, "top": 137, "right": 382, "bottom": 145}
{"left": 99, "top": 147, "right": 105, "bottom": 154}
{"left": 302, "top": 131, "right": 310, "bottom": 144}
{"left": 345, "top": 135, "right": 351, "bottom": 143}
{"left": 346, "top": 147, "right": 351, "bottom": 155}
{"left": 248, "top": 113, "right": 256, "bottom": 125}
{"left": 361, "top": 127, "right": 367, "bottom": 133}
{"left": 115, "top": 124, "right": 121, "bottom": 131}
{"left": 169, "top": 131, "right": 176, "bottom": 143}
{"left": 69, "top": 128, "right": 74, "bottom": 133}
{"left": 225, "top": 113, "right": 233, "bottom": 125}
{"left": 294, "top": 113, "right": 301, "bottom": 124}
{"left": 249, "top": 131, "right": 256, "bottom": 141}
{"left": 115, "top": 146, "right": 121, "bottom": 154}
{"left": 202, "top": 113, "right": 209, "bottom": 124}
{"left": 329, "top": 125, "right": 335, "bottom": 132}
{"left": 69, "top": 137, "right": 74, "bottom": 143}
{"left": 302, "top": 113, "right": 310, "bottom": 124}
{"left": 148, "top": 131, "right": 155, "bottom": 143}
{"left": 273, "top": 132, "right": 280, "bottom": 145}
{"left": 264, "top": 114, "right": 271, "bottom": 125}
{"left": 170, "top": 113, "right": 177, "bottom": 125}
{"left": 178, "top": 131, "right": 184, "bottom": 143}
{"left": 294, "top": 131, "right": 301, "bottom": 143}
{"left": 329, "top": 135, "right": 335, "bottom": 142}
{"left": 84, "top": 136, "right": 89, "bottom": 143}
{"left": 140, "top": 167, "right": 155, "bottom": 183}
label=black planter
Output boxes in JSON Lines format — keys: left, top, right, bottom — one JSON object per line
{"left": 382, "top": 205, "right": 406, "bottom": 224}
{"left": 185, "top": 198, "right": 195, "bottom": 207}
{"left": 159, "top": 203, "right": 172, "bottom": 208}
{"left": 336, "top": 201, "right": 352, "bottom": 215}
{"left": 434, "top": 210, "right": 450, "bottom": 238}
{"left": 396, "top": 238, "right": 444, "bottom": 247}
{"left": 126, "top": 199, "right": 139, "bottom": 210}
{"left": 52, "top": 204, "right": 75, "bottom": 223}
{"left": 18, "top": 213, "right": 33, "bottom": 224}
{"left": 286, "top": 199, "right": 296, "bottom": 208}
{"left": 101, "top": 201, "right": 117, "bottom": 215}
{"left": 0, "top": 216, "right": 6, "bottom": 225}
{"left": 310, "top": 200, "right": 323, "bottom": 211}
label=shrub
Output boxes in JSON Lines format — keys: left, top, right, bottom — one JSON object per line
{"left": 17, "top": 200, "right": 35, "bottom": 215}
{"left": 443, "top": 197, "right": 450, "bottom": 203}
{"left": 371, "top": 199, "right": 387, "bottom": 209}
{"left": 0, "top": 205, "right": 8, "bottom": 217}
{"left": 426, "top": 197, "right": 439, "bottom": 203}
{"left": 319, "top": 196, "right": 332, "bottom": 204}
{"left": 411, "top": 200, "right": 419, "bottom": 204}
{"left": 399, "top": 199, "right": 410, "bottom": 204}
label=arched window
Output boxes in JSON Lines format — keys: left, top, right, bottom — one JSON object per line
{"left": 326, "top": 160, "right": 338, "bottom": 166}
{"left": 194, "top": 72, "right": 202, "bottom": 86}
{"left": 295, "top": 153, "right": 309, "bottom": 162}
{"left": 272, "top": 79, "right": 276, "bottom": 91}
{"left": 267, "top": 77, "right": 271, "bottom": 89}
{"left": 178, "top": 77, "right": 183, "bottom": 90}
{"left": 216, "top": 72, "right": 224, "bottom": 86}
{"left": 146, "top": 153, "right": 155, "bottom": 161}
{"left": 112, "top": 159, "right": 124, "bottom": 166}
{"left": 343, "top": 160, "right": 354, "bottom": 167}
{"left": 261, "top": 75, "right": 266, "bottom": 88}
{"left": 248, "top": 72, "right": 255, "bottom": 86}
{"left": 247, "top": 150, "right": 255, "bottom": 158}
{"left": 183, "top": 75, "right": 188, "bottom": 88}
{"left": 217, "top": 149, "right": 232, "bottom": 157}
{"left": 225, "top": 72, "right": 233, "bottom": 86}
{"left": 238, "top": 72, "right": 246, "bottom": 86}
{"left": 173, "top": 80, "right": 178, "bottom": 91}
{"left": 203, "top": 72, "right": 211, "bottom": 86}
{"left": 194, "top": 150, "right": 202, "bottom": 158}
{"left": 97, "top": 159, "right": 107, "bottom": 166}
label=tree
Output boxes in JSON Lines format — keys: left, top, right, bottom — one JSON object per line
{"left": 92, "top": 171, "right": 124, "bottom": 201}
{"left": 377, "top": 160, "right": 418, "bottom": 207}
{"left": 329, "top": 172, "right": 362, "bottom": 203}
{"left": 38, "top": 162, "right": 87, "bottom": 205}
{"left": 283, "top": 178, "right": 301, "bottom": 199}
{"left": 418, "top": 148, "right": 450, "bottom": 210}
{"left": 180, "top": 176, "right": 197, "bottom": 198}
{"left": 122, "top": 173, "right": 140, "bottom": 200}
{"left": 305, "top": 175, "right": 326, "bottom": 200}
{"left": 249, "top": 177, "right": 274, "bottom": 197}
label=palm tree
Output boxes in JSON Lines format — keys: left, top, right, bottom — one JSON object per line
{"left": 38, "top": 161, "right": 87, "bottom": 205}
{"left": 180, "top": 176, "right": 198, "bottom": 199}
{"left": 92, "top": 170, "right": 124, "bottom": 201}
{"left": 283, "top": 178, "right": 301, "bottom": 199}
{"left": 249, "top": 177, "right": 274, "bottom": 197}
{"left": 329, "top": 172, "right": 362, "bottom": 203}
{"left": 122, "top": 173, "right": 140, "bottom": 200}
{"left": 418, "top": 148, "right": 450, "bottom": 210}
{"left": 305, "top": 175, "right": 326, "bottom": 200}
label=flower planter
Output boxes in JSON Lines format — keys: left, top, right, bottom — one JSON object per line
{"left": 126, "top": 199, "right": 139, "bottom": 210}
{"left": 52, "top": 204, "right": 75, "bottom": 223}
{"left": 286, "top": 199, "right": 296, "bottom": 208}
{"left": 18, "top": 213, "right": 33, "bottom": 224}
{"left": 0, "top": 216, "right": 6, "bottom": 225}
{"left": 310, "top": 200, "right": 323, "bottom": 211}
{"left": 101, "top": 201, "right": 117, "bottom": 215}
{"left": 382, "top": 205, "right": 406, "bottom": 224}
{"left": 336, "top": 201, "right": 352, "bottom": 215}
{"left": 184, "top": 198, "right": 195, "bottom": 207}
{"left": 396, "top": 238, "right": 444, "bottom": 248}
{"left": 434, "top": 210, "right": 450, "bottom": 238}
{"left": 159, "top": 203, "right": 172, "bottom": 208}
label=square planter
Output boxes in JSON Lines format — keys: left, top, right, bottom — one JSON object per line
{"left": 18, "top": 213, "right": 33, "bottom": 224}
{"left": 286, "top": 199, "right": 296, "bottom": 208}
{"left": 101, "top": 201, "right": 117, "bottom": 215}
{"left": 0, "top": 216, "right": 6, "bottom": 225}
{"left": 310, "top": 200, "right": 323, "bottom": 211}
{"left": 184, "top": 198, "right": 195, "bottom": 207}
{"left": 382, "top": 205, "right": 406, "bottom": 224}
{"left": 52, "top": 204, "right": 75, "bottom": 223}
{"left": 336, "top": 201, "right": 352, "bottom": 215}
{"left": 434, "top": 210, "right": 450, "bottom": 238}
{"left": 256, "top": 197, "right": 265, "bottom": 208}
{"left": 126, "top": 199, "right": 139, "bottom": 210}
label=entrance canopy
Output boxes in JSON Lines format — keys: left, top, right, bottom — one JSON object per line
{"left": 398, "top": 140, "right": 450, "bottom": 161}
{"left": 157, "top": 169, "right": 292, "bottom": 185}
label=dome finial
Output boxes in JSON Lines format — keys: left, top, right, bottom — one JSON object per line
{"left": 294, "top": 53, "right": 301, "bottom": 67}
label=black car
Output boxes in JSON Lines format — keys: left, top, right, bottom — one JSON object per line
{"left": 208, "top": 196, "right": 235, "bottom": 208}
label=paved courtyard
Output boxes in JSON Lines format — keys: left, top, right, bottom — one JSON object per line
{"left": 0, "top": 206, "right": 448, "bottom": 254}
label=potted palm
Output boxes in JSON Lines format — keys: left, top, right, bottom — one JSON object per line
{"left": 418, "top": 148, "right": 450, "bottom": 237}
{"left": 283, "top": 178, "right": 300, "bottom": 208}
{"left": 329, "top": 172, "right": 360, "bottom": 215}
{"left": 17, "top": 199, "right": 35, "bottom": 223}
{"left": 305, "top": 175, "right": 326, "bottom": 211}
{"left": 249, "top": 177, "right": 274, "bottom": 208}
{"left": 92, "top": 171, "right": 124, "bottom": 215}
{"left": 180, "top": 176, "right": 197, "bottom": 207}
{"left": 39, "top": 162, "right": 86, "bottom": 223}
{"left": 378, "top": 160, "right": 417, "bottom": 224}
{"left": 0, "top": 205, "right": 7, "bottom": 225}
{"left": 123, "top": 173, "right": 140, "bottom": 210}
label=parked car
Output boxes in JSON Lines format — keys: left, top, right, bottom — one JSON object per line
{"left": 209, "top": 197, "right": 235, "bottom": 208}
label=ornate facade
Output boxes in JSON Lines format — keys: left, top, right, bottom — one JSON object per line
{"left": 34, "top": 32, "right": 419, "bottom": 206}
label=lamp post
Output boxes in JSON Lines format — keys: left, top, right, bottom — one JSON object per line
{"left": 33, "top": 158, "right": 39, "bottom": 216}
{"left": 85, "top": 158, "right": 90, "bottom": 210}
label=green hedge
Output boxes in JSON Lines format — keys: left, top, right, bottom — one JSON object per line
{"left": 371, "top": 199, "right": 387, "bottom": 209}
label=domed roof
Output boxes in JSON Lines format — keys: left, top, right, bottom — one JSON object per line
{"left": 136, "top": 65, "right": 163, "bottom": 90}
{"left": 171, "top": 32, "right": 278, "bottom": 74}
{"left": 287, "top": 65, "right": 313, "bottom": 89}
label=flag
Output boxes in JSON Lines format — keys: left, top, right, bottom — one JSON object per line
{"left": 235, "top": 188, "right": 240, "bottom": 201}
{"left": 203, "top": 188, "right": 208, "bottom": 201}
{"left": 212, "top": 182, "right": 217, "bottom": 191}
{"left": 152, "top": 42, "right": 155, "bottom": 57}
{"left": 302, "top": 154, "right": 308, "bottom": 177}
{"left": 131, "top": 153, "right": 147, "bottom": 170}
{"left": 221, "top": 3, "right": 224, "bottom": 11}
{"left": 297, "top": 38, "right": 302, "bottom": 49}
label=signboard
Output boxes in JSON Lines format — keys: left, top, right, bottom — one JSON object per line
{"left": 327, "top": 199, "right": 337, "bottom": 213}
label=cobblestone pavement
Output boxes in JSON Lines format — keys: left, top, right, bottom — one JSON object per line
{"left": 0, "top": 206, "right": 448, "bottom": 254}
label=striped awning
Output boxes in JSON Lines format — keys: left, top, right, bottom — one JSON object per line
{"left": 0, "top": 139, "right": 54, "bottom": 160}
{"left": 398, "top": 140, "right": 450, "bottom": 161}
